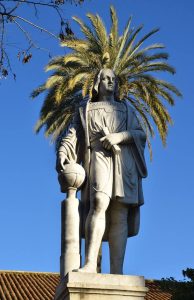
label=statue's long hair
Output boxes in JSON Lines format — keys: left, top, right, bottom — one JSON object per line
{"left": 90, "top": 69, "right": 120, "bottom": 102}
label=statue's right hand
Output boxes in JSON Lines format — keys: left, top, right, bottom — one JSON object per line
{"left": 56, "top": 154, "right": 67, "bottom": 173}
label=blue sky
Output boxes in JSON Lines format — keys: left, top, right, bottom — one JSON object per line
{"left": 0, "top": 0, "right": 194, "bottom": 280}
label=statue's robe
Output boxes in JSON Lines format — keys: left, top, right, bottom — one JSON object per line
{"left": 58, "top": 99, "right": 147, "bottom": 239}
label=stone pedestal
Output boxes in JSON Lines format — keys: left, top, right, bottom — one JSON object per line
{"left": 54, "top": 272, "right": 148, "bottom": 300}
{"left": 60, "top": 197, "right": 81, "bottom": 278}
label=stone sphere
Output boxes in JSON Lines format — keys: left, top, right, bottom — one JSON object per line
{"left": 58, "top": 163, "right": 86, "bottom": 193}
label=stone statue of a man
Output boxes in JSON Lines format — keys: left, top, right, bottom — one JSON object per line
{"left": 56, "top": 69, "right": 147, "bottom": 274}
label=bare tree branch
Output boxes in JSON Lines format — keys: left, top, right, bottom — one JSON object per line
{"left": 0, "top": 0, "right": 85, "bottom": 79}
{"left": 0, "top": 2, "right": 6, "bottom": 12}
{"left": 7, "top": 1, "right": 20, "bottom": 14}
{"left": 1, "top": 12, "right": 59, "bottom": 38}
{"left": 13, "top": 19, "right": 52, "bottom": 55}
{"left": 0, "top": 14, "right": 5, "bottom": 67}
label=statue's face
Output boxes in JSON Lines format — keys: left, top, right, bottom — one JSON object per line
{"left": 98, "top": 69, "right": 116, "bottom": 96}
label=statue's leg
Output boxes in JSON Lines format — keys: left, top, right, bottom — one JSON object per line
{"left": 108, "top": 201, "right": 129, "bottom": 274}
{"left": 79, "top": 191, "right": 110, "bottom": 273}
{"left": 97, "top": 243, "right": 102, "bottom": 273}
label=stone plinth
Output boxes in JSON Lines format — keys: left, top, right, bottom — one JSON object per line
{"left": 54, "top": 272, "right": 148, "bottom": 300}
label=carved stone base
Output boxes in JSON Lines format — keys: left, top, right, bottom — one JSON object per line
{"left": 54, "top": 272, "right": 148, "bottom": 300}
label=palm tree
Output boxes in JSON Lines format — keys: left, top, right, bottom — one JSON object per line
{"left": 32, "top": 6, "right": 181, "bottom": 157}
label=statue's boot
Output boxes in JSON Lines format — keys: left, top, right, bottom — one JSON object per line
{"left": 76, "top": 262, "right": 97, "bottom": 273}
{"left": 108, "top": 201, "right": 129, "bottom": 274}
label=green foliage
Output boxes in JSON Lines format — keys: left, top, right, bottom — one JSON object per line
{"left": 160, "top": 268, "right": 194, "bottom": 300}
{"left": 32, "top": 6, "right": 181, "bottom": 155}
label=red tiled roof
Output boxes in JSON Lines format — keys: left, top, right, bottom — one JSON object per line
{"left": 145, "top": 280, "right": 172, "bottom": 300}
{"left": 0, "top": 271, "right": 172, "bottom": 300}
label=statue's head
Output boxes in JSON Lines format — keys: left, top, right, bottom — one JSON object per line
{"left": 91, "top": 68, "right": 119, "bottom": 101}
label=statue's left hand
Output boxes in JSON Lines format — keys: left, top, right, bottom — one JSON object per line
{"left": 56, "top": 153, "right": 68, "bottom": 173}
{"left": 100, "top": 133, "right": 124, "bottom": 150}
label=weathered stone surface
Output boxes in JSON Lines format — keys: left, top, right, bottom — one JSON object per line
{"left": 56, "top": 69, "right": 148, "bottom": 275}
{"left": 60, "top": 196, "right": 81, "bottom": 278}
{"left": 54, "top": 272, "right": 148, "bottom": 300}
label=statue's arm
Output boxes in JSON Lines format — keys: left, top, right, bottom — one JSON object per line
{"left": 100, "top": 111, "right": 146, "bottom": 150}
{"left": 100, "top": 131, "right": 132, "bottom": 150}
{"left": 56, "top": 112, "right": 82, "bottom": 172}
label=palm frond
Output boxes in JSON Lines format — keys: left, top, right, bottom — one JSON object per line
{"left": 117, "top": 25, "right": 144, "bottom": 72}
{"left": 73, "top": 16, "right": 101, "bottom": 53}
{"left": 68, "top": 72, "right": 88, "bottom": 90}
{"left": 155, "top": 79, "right": 182, "bottom": 97}
{"left": 32, "top": 6, "right": 181, "bottom": 154}
{"left": 113, "top": 16, "right": 132, "bottom": 71}
{"left": 61, "top": 36, "right": 89, "bottom": 51}
{"left": 109, "top": 6, "right": 118, "bottom": 49}
{"left": 87, "top": 13, "right": 108, "bottom": 54}
{"left": 31, "top": 84, "right": 46, "bottom": 99}
{"left": 129, "top": 28, "right": 160, "bottom": 58}
{"left": 82, "top": 72, "right": 95, "bottom": 97}
{"left": 45, "top": 56, "right": 66, "bottom": 72}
